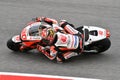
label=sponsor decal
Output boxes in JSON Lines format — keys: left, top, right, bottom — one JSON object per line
{"left": 60, "top": 35, "right": 67, "bottom": 43}
{"left": 74, "top": 36, "right": 78, "bottom": 48}
{"left": 98, "top": 30, "right": 103, "bottom": 36}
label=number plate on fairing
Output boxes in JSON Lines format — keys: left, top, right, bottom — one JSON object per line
{"left": 83, "top": 26, "right": 107, "bottom": 46}
{"left": 12, "top": 35, "right": 21, "bottom": 43}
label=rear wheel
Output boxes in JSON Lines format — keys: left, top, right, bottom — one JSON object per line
{"left": 85, "top": 38, "right": 111, "bottom": 54}
{"left": 7, "top": 38, "right": 21, "bottom": 51}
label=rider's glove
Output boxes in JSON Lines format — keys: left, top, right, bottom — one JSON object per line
{"left": 50, "top": 51, "right": 57, "bottom": 57}
{"left": 50, "top": 46, "right": 57, "bottom": 57}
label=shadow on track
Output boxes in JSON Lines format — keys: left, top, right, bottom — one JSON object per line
{"left": 8, "top": 50, "right": 110, "bottom": 64}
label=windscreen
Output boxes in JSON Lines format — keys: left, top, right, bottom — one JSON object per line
{"left": 29, "top": 25, "right": 40, "bottom": 36}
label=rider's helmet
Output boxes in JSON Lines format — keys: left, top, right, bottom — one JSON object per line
{"left": 43, "top": 28, "right": 55, "bottom": 38}
{"left": 38, "top": 24, "right": 52, "bottom": 37}
{"left": 38, "top": 25, "right": 55, "bottom": 44}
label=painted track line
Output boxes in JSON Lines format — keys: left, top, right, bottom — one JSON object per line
{"left": 0, "top": 72, "right": 101, "bottom": 80}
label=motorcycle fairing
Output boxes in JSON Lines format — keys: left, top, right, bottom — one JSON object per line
{"left": 12, "top": 35, "right": 21, "bottom": 43}
{"left": 21, "top": 22, "right": 42, "bottom": 41}
{"left": 83, "top": 26, "right": 109, "bottom": 45}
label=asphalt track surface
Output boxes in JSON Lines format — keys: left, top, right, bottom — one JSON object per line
{"left": 0, "top": 0, "right": 120, "bottom": 80}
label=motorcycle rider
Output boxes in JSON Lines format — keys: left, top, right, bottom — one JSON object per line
{"left": 36, "top": 17, "right": 84, "bottom": 63}
{"left": 38, "top": 26, "right": 83, "bottom": 63}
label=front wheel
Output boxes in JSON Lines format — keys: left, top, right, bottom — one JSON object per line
{"left": 7, "top": 38, "right": 21, "bottom": 51}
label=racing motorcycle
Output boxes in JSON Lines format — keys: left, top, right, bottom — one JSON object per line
{"left": 7, "top": 20, "right": 111, "bottom": 54}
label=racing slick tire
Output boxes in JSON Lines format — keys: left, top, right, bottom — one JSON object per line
{"left": 7, "top": 38, "right": 21, "bottom": 51}
{"left": 85, "top": 38, "right": 111, "bottom": 54}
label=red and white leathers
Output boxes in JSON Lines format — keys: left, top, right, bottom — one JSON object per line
{"left": 60, "top": 21, "right": 79, "bottom": 34}
{"left": 35, "top": 17, "right": 83, "bottom": 62}
{"left": 38, "top": 26, "right": 83, "bottom": 62}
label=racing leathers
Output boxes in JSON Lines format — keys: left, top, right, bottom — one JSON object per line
{"left": 36, "top": 17, "right": 83, "bottom": 62}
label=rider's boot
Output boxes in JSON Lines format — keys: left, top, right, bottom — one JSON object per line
{"left": 63, "top": 52, "right": 79, "bottom": 60}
